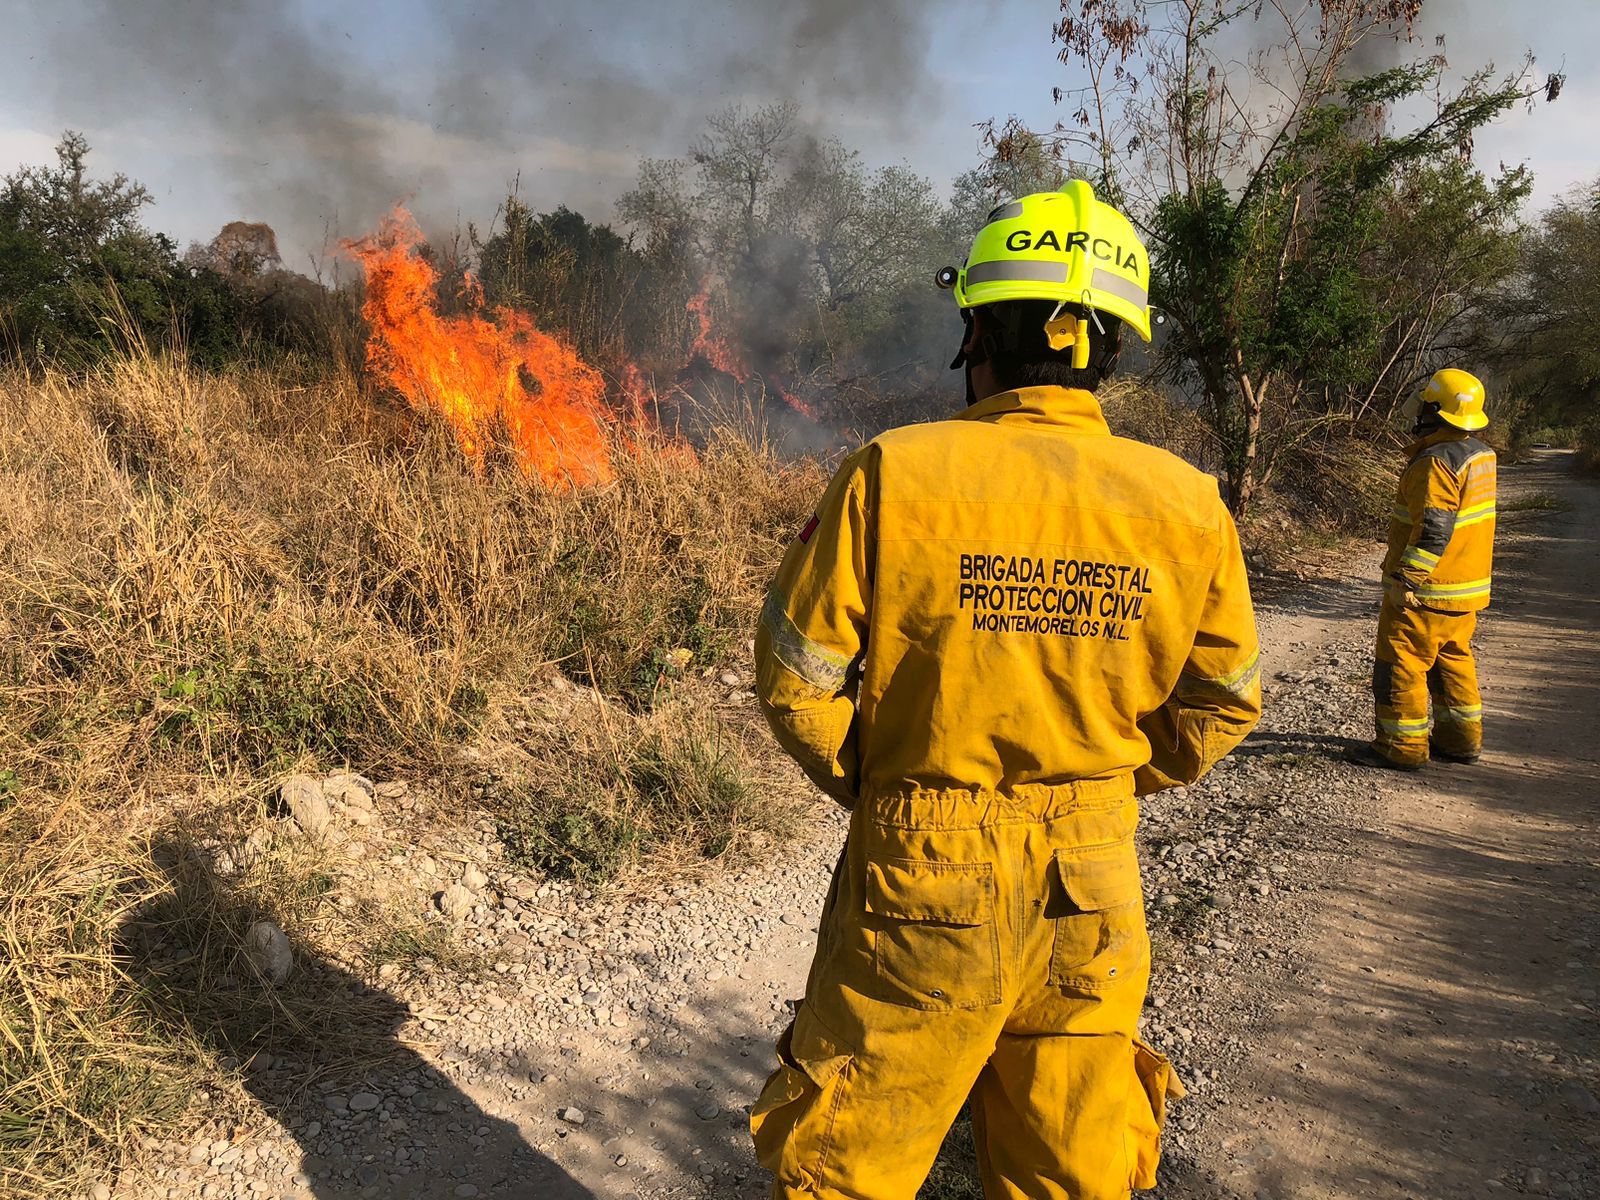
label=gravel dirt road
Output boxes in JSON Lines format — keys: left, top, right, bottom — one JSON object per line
{"left": 121, "top": 452, "right": 1598, "bottom": 1200}
{"left": 1160, "top": 450, "right": 1600, "bottom": 1200}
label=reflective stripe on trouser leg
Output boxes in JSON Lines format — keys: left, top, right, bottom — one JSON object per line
{"left": 1373, "top": 604, "right": 1432, "bottom": 766}
{"left": 1427, "top": 611, "right": 1482, "bottom": 757}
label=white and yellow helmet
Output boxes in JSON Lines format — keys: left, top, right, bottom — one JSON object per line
{"left": 1407, "top": 368, "right": 1488, "bottom": 431}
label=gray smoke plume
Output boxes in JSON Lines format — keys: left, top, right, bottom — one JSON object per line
{"left": 9, "top": 1, "right": 954, "bottom": 261}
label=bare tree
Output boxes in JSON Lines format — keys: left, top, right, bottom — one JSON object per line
{"left": 617, "top": 104, "right": 944, "bottom": 377}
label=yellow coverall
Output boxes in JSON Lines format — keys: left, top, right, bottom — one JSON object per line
{"left": 751, "top": 387, "right": 1262, "bottom": 1199}
{"left": 1372, "top": 429, "right": 1497, "bottom": 766}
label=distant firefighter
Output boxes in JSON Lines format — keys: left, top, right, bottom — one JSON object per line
{"left": 1353, "top": 369, "right": 1497, "bottom": 771}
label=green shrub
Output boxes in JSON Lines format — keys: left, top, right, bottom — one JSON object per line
{"left": 496, "top": 701, "right": 781, "bottom": 883}
{"left": 1575, "top": 417, "right": 1600, "bottom": 476}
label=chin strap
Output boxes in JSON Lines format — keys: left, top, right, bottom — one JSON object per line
{"left": 950, "top": 310, "right": 1003, "bottom": 371}
{"left": 949, "top": 311, "right": 974, "bottom": 371}
{"left": 950, "top": 310, "right": 989, "bottom": 405}
{"left": 1413, "top": 402, "right": 1445, "bottom": 437}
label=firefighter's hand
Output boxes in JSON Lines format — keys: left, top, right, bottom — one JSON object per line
{"left": 1384, "top": 577, "right": 1420, "bottom": 610}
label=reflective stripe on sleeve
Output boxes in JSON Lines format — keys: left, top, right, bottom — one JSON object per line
{"left": 760, "top": 587, "right": 854, "bottom": 691}
{"left": 1179, "top": 649, "right": 1261, "bottom": 700}
{"left": 1401, "top": 545, "right": 1442, "bottom": 571}
{"left": 1414, "top": 577, "right": 1491, "bottom": 601}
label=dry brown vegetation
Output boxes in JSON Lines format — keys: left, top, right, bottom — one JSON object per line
{"left": 0, "top": 355, "right": 1405, "bottom": 1194}
{"left": 0, "top": 356, "right": 821, "bottom": 1193}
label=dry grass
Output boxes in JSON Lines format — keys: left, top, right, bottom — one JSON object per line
{"left": 0, "top": 803, "right": 203, "bottom": 1194}
{"left": 1099, "top": 377, "right": 1214, "bottom": 466}
{"left": 0, "top": 354, "right": 822, "bottom": 1193}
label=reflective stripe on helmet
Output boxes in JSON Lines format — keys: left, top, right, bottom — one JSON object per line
{"left": 964, "top": 259, "right": 1072, "bottom": 287}
{"left": 1090, "top": 267, "right": 1148, "bottom": 309}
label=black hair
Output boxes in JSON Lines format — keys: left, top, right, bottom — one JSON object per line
{"left": 975, "top": 299, "right": 1124, "bottom": 393}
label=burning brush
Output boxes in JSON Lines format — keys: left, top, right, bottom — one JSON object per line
{"left": 345, "top": 209, "right": 618, "bottom": 489}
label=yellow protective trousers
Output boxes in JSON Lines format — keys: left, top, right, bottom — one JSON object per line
{"left": 1372, "top": 603, "right": 1482, "bottom": 766}
{"left": 751, "top": 782, "right": 1184, "bottom": 1200}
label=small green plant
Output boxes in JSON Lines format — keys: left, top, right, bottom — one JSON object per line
{"left": 495, "top": 702, "right": 776, "bottom": 883}
{"left": 629, "top": 720, "right": 753, "bottom": 859}
{"left": 498, "top": 790, "right": 644, "bottom": 883}
{"left": 1153, "top": 888, "right": 1216, "bottom": 942}
{"left": 362, "top": 917, "right": 456, "bottom": 972}
{"left": 150, "top": 643, "right": 384, "bottom": 771}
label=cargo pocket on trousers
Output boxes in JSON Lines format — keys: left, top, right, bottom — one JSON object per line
{"left": 1048, "top": 839, "right": 1148, "bottom": 988}
{"left": 1126, "top": 1038, "right": 1186, "bottom": 1190}
{"left": 865, "top": 858, "right": 1000, "bottom": 1009}
{"left": 750, "top": 1004, "right": 855, "bottom": 1185}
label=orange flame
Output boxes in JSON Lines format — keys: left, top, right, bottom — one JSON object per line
{"left": 346, "top": 209, "right": 615, "bottom": 488}
{"left": 687, "top": 284, "right": 750, "bottom": 379}
{"left": 686, "top": 281, "right": 822, "bottom": 423}
{"left": 778, "top": 381, "right": 822, "bottom": 423}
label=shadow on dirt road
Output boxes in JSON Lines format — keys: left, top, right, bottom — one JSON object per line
{"left": 121, "top": 841, "right": 595, "bottom": 1200}
{"left": 1197, "top": 451, "right": 1600, "bottom": 1198}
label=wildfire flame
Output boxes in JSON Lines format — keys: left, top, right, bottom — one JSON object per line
{"left": 686, "top": 281, "right": 822, "bottom": 423}
{"left": 687, "top": 285, "right": 751, "bottom": 380}
{"left": 346, "top": 209, "right": 615, "bottom": 488}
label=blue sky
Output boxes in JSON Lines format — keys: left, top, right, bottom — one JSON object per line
{"left": 0, "top": 1, "right": 1590, "bottom": 265}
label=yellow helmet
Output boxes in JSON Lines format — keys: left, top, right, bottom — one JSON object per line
{"left": 940, "top": 182, "right": 1152, "bottom": 364}
{"left": 1416, "top": 367, "right": 1489, "bottom": 431}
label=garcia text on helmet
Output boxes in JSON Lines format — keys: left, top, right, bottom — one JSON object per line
{"left": 1002, "top": 228, "right": 1141, "bottom": 273}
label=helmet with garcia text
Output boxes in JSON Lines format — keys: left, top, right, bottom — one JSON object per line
{"left": 937, "top": 181, "right": 1151, "bottom": 376}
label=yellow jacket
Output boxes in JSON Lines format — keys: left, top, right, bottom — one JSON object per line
{"left": 1384, "top": 429, "right": 1497, "bottom": 611}
{"left": 755, "top": 386, "right": 1261, "bottom": 804}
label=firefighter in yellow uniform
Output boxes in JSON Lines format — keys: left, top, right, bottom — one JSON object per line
{"left": 1353, "top": 368, "right": 1497, "bottom": 770}
{"left": 749, "top": 184, "right": 1262, "bottom": 1199}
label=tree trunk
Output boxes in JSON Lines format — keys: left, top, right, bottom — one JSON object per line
{"left": 1228, "top": 349, "right": 1266, "bottom": 518}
